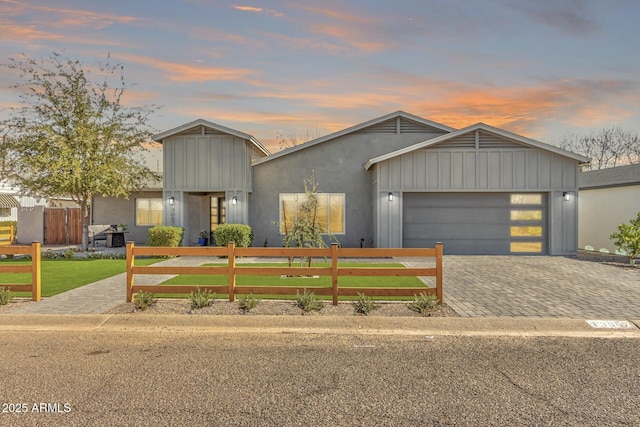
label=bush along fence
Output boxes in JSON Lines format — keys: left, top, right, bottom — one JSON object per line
{"left": 0, "top": 242, "right": 42, "bottom": 301}
{"left": 126, "top": 242, "right": 443, "bottom": 305}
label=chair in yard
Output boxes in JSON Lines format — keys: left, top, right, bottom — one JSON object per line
{"left": 88, "top": 224, "right": 112, "bottom": 248}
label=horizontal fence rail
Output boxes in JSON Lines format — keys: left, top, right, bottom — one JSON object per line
{"left": 126, "top": 242, "right": 443, "bottom": 305}
{"left": 0, "top": 242, "right": 42, "bottom": 301}
{"left": 0, "top": 225, "right": 14, "bottom": 246}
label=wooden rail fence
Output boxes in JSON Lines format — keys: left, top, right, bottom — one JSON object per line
{"left": 126, "top": 242, "right": 443, "bottom": 305}
{"left": 0, "top": 225, "right": 15, "bottom": 246}
{"left": 0, "top": 242, "right": 42, "bottom": 301}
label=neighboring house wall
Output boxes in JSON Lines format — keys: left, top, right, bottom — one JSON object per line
{"left": 251, "top": 118, "right": 450, "bottom": 249}
{"left": 578, "top": 164, "right": 640, "bottom": 253}
{"left": 92, "top": 191, "right": 163, "bottom": 244}
{"left": 16, "top": 205, "right": 44, "bottom": 244}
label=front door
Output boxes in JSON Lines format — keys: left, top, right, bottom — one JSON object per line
{"left": 210, "top": 196, "right": 226, "bottom": 242}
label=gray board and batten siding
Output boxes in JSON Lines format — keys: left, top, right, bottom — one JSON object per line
{"left": 368, "top": 125, "right": 589, "bottom": 255}
{"left": 153, "top": 120, "right": 269, "bottom": 245}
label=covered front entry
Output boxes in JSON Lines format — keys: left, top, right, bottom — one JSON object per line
{"left": 402, "top": 192, "right": 547, "bottom": 255}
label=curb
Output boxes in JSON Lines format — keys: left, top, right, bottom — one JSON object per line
{"left": 1, "top": 315, "right": 639, "bottom": 338}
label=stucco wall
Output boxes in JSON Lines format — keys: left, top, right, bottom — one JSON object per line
{"left": 92, "top": 191, "right": 163, "bottom": 245}
{"left": 17, "top": 205, "right": 44, "bottom": 244}
{"left": 579, "top": 185, "right": 640, "bottom": 252}
{"left": 250, "top": 131, "right": 446, "bottom": 248}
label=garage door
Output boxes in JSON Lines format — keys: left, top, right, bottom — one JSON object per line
{"left": 403, "top": 193, "right": 546, "bottom": 255}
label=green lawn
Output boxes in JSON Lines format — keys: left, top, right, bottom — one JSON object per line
{"left": 0, "top": 258, "right": 160, "bottom": 297}
{"left": 158, "top": 262, "right": 427, "bottom": 300}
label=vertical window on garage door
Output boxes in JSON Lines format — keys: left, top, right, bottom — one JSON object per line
{"left": 510, "top": 194, "right": 544, "bottom": 253}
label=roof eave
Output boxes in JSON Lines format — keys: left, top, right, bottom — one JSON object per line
{"left": 255, "top": 111, "right": 456, "bottom": 166}
{"left": 365, "top": 123, "right": 592, "bottom": 169}
{"left": 152, "top": 119, "right": 270, "bottom": 156}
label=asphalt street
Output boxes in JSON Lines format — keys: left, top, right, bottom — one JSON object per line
{"left": 1, "top": 328, "right": 638, "bottom": 426}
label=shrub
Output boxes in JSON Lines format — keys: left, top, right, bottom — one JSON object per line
{"left": 214, "top": 224, "right": 253, "bottom": 247}
{"left": 295, "top": 289, "right": 323, "bottom": 313}
{"left": 238, "top": 293, "right": 260, "bottom": 313}
{"left": 352, "top": 292, "right": 377, "bottom": 315}
{"left": 133, "top": 291, "right": 156, "bottom": 310}
{"left": 85, "top": 251, "right": 126, "bottom": 260}
{"left": 148, "top": 226, "right": 184, "bottom": 247}
{"left": 43, "top": 249, "right": 63, "bottom": 259}
{"left": 610, "top": 212, "right": 640, "bottom": 265}
{"left": 64, "top": 249, "right": 75, "bottom": 259}
{"left": 188, "top": 287, "right": 214, "bottom": 310}
{"left": 0, "top": 287, "right": 11, "bottom": 306}
{"left": 407, "top": 292, "right": 439, "bottom": 316}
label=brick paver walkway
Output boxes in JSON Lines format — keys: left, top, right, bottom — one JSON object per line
{"left": 442, "top": 256, "right": 640, "bottom": 318}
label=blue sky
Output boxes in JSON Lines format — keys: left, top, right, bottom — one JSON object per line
{"left": 2, "top": 0, "right": 640, "bottom": 159}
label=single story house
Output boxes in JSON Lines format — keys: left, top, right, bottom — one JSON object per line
{"left": 92, "top": 111, "right": 590, "bottom": 255}
{"left": 578, "top": 163, "right": 640, "bottom": 253}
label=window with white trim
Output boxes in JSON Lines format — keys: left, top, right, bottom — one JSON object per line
{"left": 279, "top": 193, "right": 345, "bottom": 234}
{"left": 136, "top": 198, "right": 163, "bottom": 226}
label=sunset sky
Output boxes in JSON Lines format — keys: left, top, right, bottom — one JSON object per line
{"left": 2, "top": 0, "right": 640, "bottom": 160}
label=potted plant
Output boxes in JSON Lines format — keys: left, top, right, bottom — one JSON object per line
{"left": 117, "top": 224, "right": 128, "bottom": 232}
{"left": 198, "top": 230, "right": 209, "bottom": 246}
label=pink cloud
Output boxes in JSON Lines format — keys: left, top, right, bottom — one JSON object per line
{"left": 0, "top": 0, "right": 141, "bottom": 29}
{"left": 116, "top": 53, "right": 261, "bottom": 84}
{"left": 234, "top": 5, "right": 283, "bottom": 17}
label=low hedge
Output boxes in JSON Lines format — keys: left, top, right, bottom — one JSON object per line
{"left": 147, "top": 226, "right": 184, "bottom": 247}
{"left": 214, "top": 224, "right": 253, "bottom": 247}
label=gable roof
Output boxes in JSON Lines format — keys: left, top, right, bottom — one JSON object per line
{"left": 365, "top": 122, "right": 591, "bottom": 170}
{"left": 152, "top": 119, "right": 270, "bottom": 156}
{"left": 253, "top": 111, "right": 456, "bottom": 165}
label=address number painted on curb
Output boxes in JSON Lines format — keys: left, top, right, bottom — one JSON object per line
{"left": 586, "top": 320, "right": 634, "bottom": 329}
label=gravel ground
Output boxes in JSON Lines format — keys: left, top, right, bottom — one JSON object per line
{"left": 0, "top": 297, "right": 33, "bottom": 314}
{"left": 104, "top": 298, "right": 458, "bottom": 317}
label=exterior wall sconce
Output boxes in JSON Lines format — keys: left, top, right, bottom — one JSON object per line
{"left": 169, "top": 196, "right": 175, "bottom": 205}
{"left": 231, "top": 196, "right": 238, "bottom": 205}
{"left": 562, "top": 192, "right": 570, "bottom": 201}
{"left": 388, "top": 192, "right": 393, "bottom": 201}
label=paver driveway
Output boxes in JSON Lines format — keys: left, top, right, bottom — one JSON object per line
{"left": 443, "top": 256, "right": 640, "bottom": 318}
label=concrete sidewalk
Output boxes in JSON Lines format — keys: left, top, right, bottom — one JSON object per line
{"left": 1, "top": 314, "right": 639, "bottom": 338}
{"left": 9, "top": 256, "right": 219, "bottom": 315}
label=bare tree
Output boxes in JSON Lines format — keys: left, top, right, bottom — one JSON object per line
{"left": 276, "top": 126, "right": 323, "bottom": 151}
{"left": 557, "top": 125, "right": 640, "bottom": 170}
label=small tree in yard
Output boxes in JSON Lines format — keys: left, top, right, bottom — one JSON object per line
{"left": 280, "top": 171, "right": 337, "bottom": 267}
{"left": 610, "top": 212, "right": 640, "bottom": 265}
{"left": 1, "top": 52, "right": 160, "bottom": 251}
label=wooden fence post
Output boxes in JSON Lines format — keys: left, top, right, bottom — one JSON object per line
{"left": 126, "top": 241, "right": 135, "bottom": 302}
{"left": 31, "top": 242, "right": 41, "bottom": 301}
{"left": 228, "top": 242, "right": 236, "bottom": 302}
{"left": 331, "top": 243, "right": 339, "bottom": 305}
{"left": 435, "top": 242, "right": 443, "bottom": 304}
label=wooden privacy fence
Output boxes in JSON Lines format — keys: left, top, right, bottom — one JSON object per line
{"left": 44, "top": 207, "right": 82, "bottom": 245}
{"left": 0, "top": 225, "right": 14, "bottom": 246}
{"left": 0, "top": 242, "right": 42, "bottom": 301}
{"left": 126, "top": 242, "right": 443, "bottom": 305}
